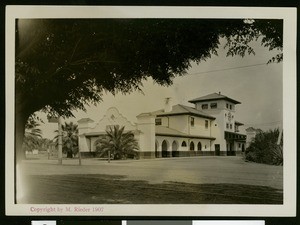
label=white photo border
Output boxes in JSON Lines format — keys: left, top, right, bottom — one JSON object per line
{"left": 5, "top": 6, "right": 297, "bottom": 216}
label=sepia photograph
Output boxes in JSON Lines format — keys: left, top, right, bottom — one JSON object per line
{"left": 5, "top": 6, "right": 296, "bottom": 216}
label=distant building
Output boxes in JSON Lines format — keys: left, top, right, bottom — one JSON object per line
{"left": 245, "top": 127, "right": 262, "bottom": 148}
{"left": 78, "top": 92, "right": 246, "bottom": 158}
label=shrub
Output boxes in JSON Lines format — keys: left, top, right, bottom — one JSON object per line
{"left": 95, "top": 125, "right": 139, "bottom": 160}
{"left": 245, "top": 128, "right": 283, "bottom": 166}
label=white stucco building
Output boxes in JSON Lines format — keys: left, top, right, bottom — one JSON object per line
{"left": 78, "top": 92, "right": 246, "bottom": 158}
{"left": 245, "top": 127, "right": 262, "bottom": 148}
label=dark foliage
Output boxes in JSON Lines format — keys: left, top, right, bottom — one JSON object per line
{"left": 95, "top": 126, "right": 139, "bottom": 160}
{"left": 54, "top": 122, "right": 79, "bottom": 158}
{"left": 245, "top": 128, "right": 283, "bottom": 165}
{"left": 16, "top": 19, "right": 283, "bottom": 118}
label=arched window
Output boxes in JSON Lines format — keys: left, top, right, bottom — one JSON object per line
{"left": 172, "top": 141, "right": 178, "bottom": 151}
{"left": 181, "top": 141, "right": 187, "bottom": 147}
{"left": 190, "top": 141, "right": 195, "bottom": 151}
{"left": 197, "top": 142, "right": 202, "bottom": 151}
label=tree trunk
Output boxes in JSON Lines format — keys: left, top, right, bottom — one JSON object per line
{"left": 15, "top": 113, "right": 27, "bottom": 162}
{"left": 15, "top": 105, "right": 31, "bottom": 204}
{"left": 15, "top": 104, "right": 31, "bottom": 163}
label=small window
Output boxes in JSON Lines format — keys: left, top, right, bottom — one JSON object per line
{"left": 181, "top": 141, "right": 187, "bottom": 147}
{"left": 210, "top": 103, "right": 217, "bottom": 109}
{"left": 226, "top": 123, "right": 229, "bottom": 129}
{"left": 230, "top": 104, "right": 232, "bottom": 110}
{"left": 238, "top": 143, "right": 241, "bottom": 148}
{"left": 155, "top": 118, "right": 162, "bottom": 125}
{"left": 190, "top": 117, "right": 195, "bottom": 127}
{"left": 190, "top": 141, "right": 195, "bottom": 151}
{"left": 205, "top": 120, "right": 209, "bottom": 129}
{"left": 202, "top": 104, "right": 208, "bottom": 109}
{"left": 230, "top": 124, "right": 232, "bottom": 129}
{"left": 225, "top": 113, "right": 227, "bottom": 117}
{"left": 226, "top": 103, "right": 229, "bottom": 108}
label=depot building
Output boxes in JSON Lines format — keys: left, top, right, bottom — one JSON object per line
{"left": 78, "top": 92, "right": 246, "bottom": 159}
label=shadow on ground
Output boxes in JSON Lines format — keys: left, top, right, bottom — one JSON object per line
{"left": 19, "top": 174, "right": 283, "bottom": 204}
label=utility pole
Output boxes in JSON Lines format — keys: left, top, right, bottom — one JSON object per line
{"left": 58, "top": 116, "right": 63, "bottom": 165}
{"left": 78, "top": 149, "right": 82, "bottom": 166}
{"left": 277, "top": 128, "right": 283, "bottom": 145}
{"left": 48, "top": 115, "right": 63, "bottom": 165}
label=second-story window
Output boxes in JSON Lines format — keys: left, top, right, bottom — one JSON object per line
{"left": 210, "top": 103, "right": 217, "bottom": 109}
{"left": 190, "top": 117, "right": 195, "bottom": 127}
{"left": 230, "top": 104, "right": 232, "bottom": 110}
{"left": 230, "top": 124, "right": 232, "bottom": 129}
{"left": 155, "top": 118, "right": 162, "bottom": 125}
{"left": 226, "top": 123, "right": 229, "bottom": 129}
{"left": 202, "top": 104, "right": 208, "bottom": 109}
{"left": 205, "top": 120, "right": 209, "bottom": 129}
{"left": 235, "top": 125, "right": 239, "bottom": 132}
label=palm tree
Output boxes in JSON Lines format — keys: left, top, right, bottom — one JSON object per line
{"left": 96, "top": 126, "right": 139, "bottom": 160}
{"left": 54, "top": 122, "right": 78, "bottom": 158}
{"left": 22, "top": 119, "right": 42, "bottom": 153}
{"left": 245, "top": 128, "right": 283, "bottom": 165}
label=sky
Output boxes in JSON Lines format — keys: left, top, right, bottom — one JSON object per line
{"left": 37, "top": 38, "right": 283, "bottom": 140}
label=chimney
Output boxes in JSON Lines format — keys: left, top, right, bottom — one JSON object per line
{"left": 218, "top": 91, "right": 221, "bottom": 95}
{"left": 164, "top": 97, "right": 172, "bottom": 112}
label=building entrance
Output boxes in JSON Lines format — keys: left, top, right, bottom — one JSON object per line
{"left": 162, "top": 140, "right": 168, "bottom": 157}
{"left": 215, "top": 144, "right": 220, "bottom": 156}
{"left": 172, "top": 141, "right": 179, "bottom": 157}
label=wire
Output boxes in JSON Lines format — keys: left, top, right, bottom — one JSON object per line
{"left": 243, "top": 121, "right": 282, "bottom": 126}
{"left": 188, "top": 63, "right": 267, "bottom": 75}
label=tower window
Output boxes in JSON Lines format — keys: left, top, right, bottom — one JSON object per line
{"left": 210, "top": 103, "right": 217, "bottom": 109}
{"left": 190, "top": 117, "right": 195, "bottom": 127}
{"left": 181, "top": 141, "right": 187, "bottom": 147}
{"left": 205, "top": 120, "right": 209, "bottom": 129}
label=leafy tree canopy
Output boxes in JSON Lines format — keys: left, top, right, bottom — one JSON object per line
{"left": 16, "top": 19, "right": 283, "bottom": 119}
